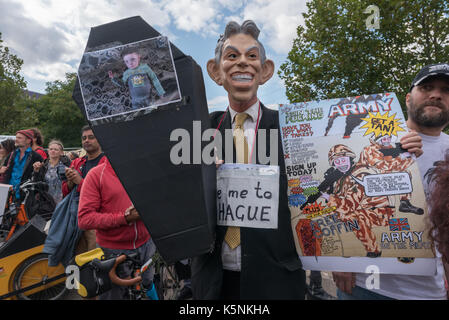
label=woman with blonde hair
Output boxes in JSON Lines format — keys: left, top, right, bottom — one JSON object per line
{"left": 33, "top": 139, "right": 70, "bottom": 204}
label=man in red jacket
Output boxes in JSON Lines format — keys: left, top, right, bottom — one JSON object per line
{"left": 78, "top": 158, "right": 157, "bottom": 300}
{"left": 62, "top": 125, "right": 107, "bottom": 253}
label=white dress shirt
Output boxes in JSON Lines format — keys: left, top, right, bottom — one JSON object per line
{"left": 221, "top": 100, "right": 262, "bottom": 271}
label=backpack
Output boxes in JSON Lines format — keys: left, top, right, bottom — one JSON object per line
{"left": 69, "top": 248, "right": 113, "bottom": 298}
{"left": 24, "top": 182, "right": 56, "bottom": 221}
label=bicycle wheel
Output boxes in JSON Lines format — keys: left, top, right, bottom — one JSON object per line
{"left": 13, "top": 253, "right": 67, "bottom": 300}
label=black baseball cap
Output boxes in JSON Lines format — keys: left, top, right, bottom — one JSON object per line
{"left": 410, "top": 63, "right": 449, "bottom": 91}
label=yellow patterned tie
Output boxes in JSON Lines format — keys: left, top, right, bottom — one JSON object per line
{"left": 224, "top": 112, "right": 250, "bottom": 249}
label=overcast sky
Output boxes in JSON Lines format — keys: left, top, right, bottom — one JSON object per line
{"left": 0, "top": 0, "right": 308, "bottom": 110}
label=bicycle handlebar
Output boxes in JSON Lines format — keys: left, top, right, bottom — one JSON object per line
{"left": 108, "top": 254, "right": 142, "bottom": 287}
{"left": 20, "top": 180, "right": 47, "bottom": 190}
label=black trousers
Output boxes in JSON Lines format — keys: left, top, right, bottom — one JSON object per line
{"left": 220, "top": 270, "right": 240, "bottom": 300}
{"left": 309, "top": 270, "right": 322, "bottom": 287}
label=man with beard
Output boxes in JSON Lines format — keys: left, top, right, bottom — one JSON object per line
{"left": 333, "top": 63, "right": 449, "bottom": 300}
{"left": 0, "top": 129, "right": 43, "bottom": 200}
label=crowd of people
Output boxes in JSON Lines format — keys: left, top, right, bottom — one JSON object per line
{"left": 1, "top": 130, "right": 74, "bottom": 202}
{"left": 0, "top": 126, "right": 162, "bottom": 300}
{"left": 1, "top": 19, "right": 449, "bottom": 301}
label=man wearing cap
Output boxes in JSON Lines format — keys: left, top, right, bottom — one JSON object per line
{"left": 0, "top": 129, "right": 43, "bottom": 200}
{"left": 334, "top": 63, "right": 449, "bottom": 300}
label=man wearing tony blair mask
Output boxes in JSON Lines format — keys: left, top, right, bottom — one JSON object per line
{"left": 191, "top": 20, "right": 306, "bottom": 300}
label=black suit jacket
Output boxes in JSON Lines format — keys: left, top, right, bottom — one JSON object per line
{"left": 191, "top": 103, "right": 305, "bottom": 300}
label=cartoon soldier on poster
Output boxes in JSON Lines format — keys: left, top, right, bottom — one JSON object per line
{"left": 300, "top": 144, "right": 392, "bottom": 257}
{"left": 359, "top": 134, "right": 423, "bottom": 215}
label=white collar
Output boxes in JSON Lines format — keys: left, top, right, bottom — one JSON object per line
{"left": 229, "top": 100, "right": 260, "bottom": 123}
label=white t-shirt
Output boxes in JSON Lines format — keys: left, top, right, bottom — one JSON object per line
{"left": 356, "top": 132, "right": 449, "bottom": 300}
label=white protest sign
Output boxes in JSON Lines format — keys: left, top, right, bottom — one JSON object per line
{"left": 217, "top": 164, "right": 279, "bottom": 229}
{"left": 351, "top": 172, "right": 413, "bottom": 197}
{"left": 0, "top": 184, "right": 11, "bottom": 224}
{"left": 0, "top": 135, "right": 15, "bottom": 142}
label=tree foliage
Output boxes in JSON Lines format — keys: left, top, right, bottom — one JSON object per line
{"left": 0, "top": 32, "right": 38, "bottom": 133}
{"left": 35, "top": 73, "right": 87, "bottom": 147}
{"left": 1, "top": 33, "right": 85, "bottom": 146}
{"left": 279, "top": 0, "right": 449, "bottom": 108}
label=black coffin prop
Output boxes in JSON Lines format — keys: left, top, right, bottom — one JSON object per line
{"left": 72, "top": 17, "right": 216, "bottom": 264}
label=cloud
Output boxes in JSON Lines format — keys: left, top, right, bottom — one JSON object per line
{"left": 217, "top": 0, "right": 245, "bottom": 12}
{"left": 163, "top": 0, "right": 220, "bottom": 36}
{"left": 0, "top": 0, "right": 176, "bottom": 84}
{"left": 207, "top": 95, "right": 228, "bottom": 109}
{"left": 0, "top": 1, "right": 77, "bottom": 82}
{"left": 0, "top": 0, "right": 306, "bottom": 97}
{"left": 24, "top": 62, "right": 75, "bottom": 82}
{"left": 242, "top": 0, "right": 307, "bottom": 54}
{"left": 79, "top": 0, "right": 171, "bottom": 30}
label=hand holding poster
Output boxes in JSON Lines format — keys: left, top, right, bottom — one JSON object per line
{"left": 279, "top": 93, "right": 435, "bottom": 275}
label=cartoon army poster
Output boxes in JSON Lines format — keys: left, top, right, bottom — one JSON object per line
{"left": 279, "top": 93, "right": 436, "bottom": 274}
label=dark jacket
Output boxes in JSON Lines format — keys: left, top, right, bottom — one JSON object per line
{"left": 4, "top": 149, "right": 43, "bottom": 186}
{"left": 43, "top": 189, "right": 83, "bottom": 266}
{"left": 32, "top": 156, "right": 71, "bottom": 182}
{"left": 191, "top": 103, "right": 305, "bottom": 300}
{"left": 0, "top": 152, "right": 14, "bottom": 183}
